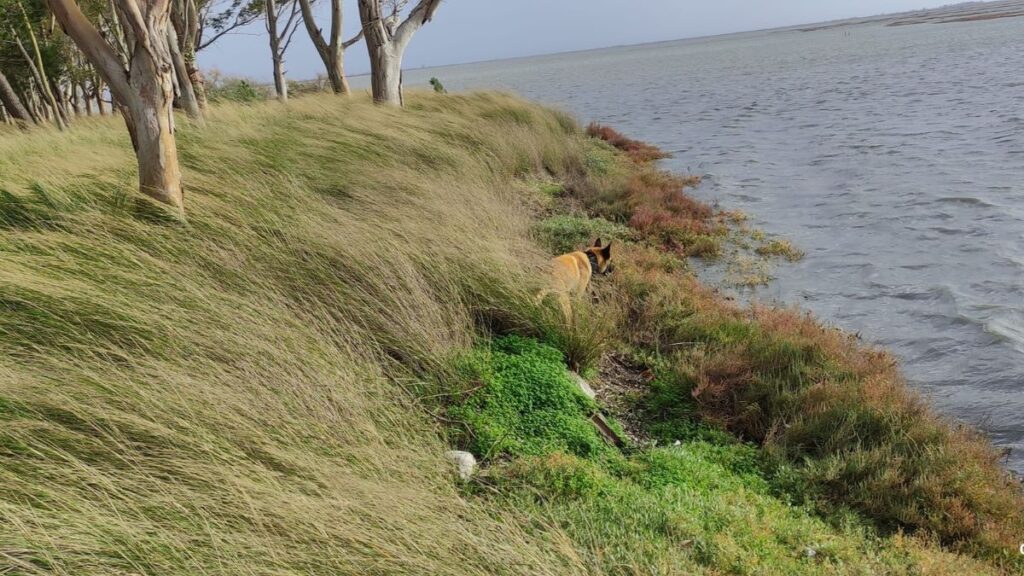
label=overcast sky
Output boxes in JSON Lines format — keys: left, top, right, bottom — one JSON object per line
{"left": 198, "top": 0, "right": 957, "bottom": 82}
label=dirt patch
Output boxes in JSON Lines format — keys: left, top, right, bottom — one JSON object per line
{"left": 593, "top": 354, "right": 655, "bottom": 446}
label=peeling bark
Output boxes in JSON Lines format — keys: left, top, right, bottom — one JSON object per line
{"left": 356, "top": 0, "right": 441, "bottom": 106}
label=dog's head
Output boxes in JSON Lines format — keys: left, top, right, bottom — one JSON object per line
{"left": 585, "top": 238, "right": 614, "bottom": 274}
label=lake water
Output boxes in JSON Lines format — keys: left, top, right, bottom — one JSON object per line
{"left": 388, "top": 18, "right": 1024, "bottom": 471}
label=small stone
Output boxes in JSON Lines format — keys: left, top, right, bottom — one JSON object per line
{"left": 803, "top": 547, "right": 817, "bottom": 558}
{"left": 673, "top": 440, "right": 682, "bottom": 446}
{"left": 445, "top": 450, "right": 476, "bottom": 481}
{"left": 570, "top": 372, "right": 597, "bottom": 400}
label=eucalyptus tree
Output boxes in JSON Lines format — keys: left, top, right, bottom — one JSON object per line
{"left": 170, "top": 0, "right": 263, "bottom": 111}
{"left": 167, "top": 1, "right": 201, "bottom": 119}
{"left": 356, "top": 0, "right": 440, "bottom": 106}
{"left": 263, "top": 0, "right": 300, "bottom": 101}
{"left": 296, "top": 0, "right": 362, "bottom": 95}
{"left": 46, "top": 0, "right": 186, "bottom": 214}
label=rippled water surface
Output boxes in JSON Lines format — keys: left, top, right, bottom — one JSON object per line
{"left": 395, "top": 19, "right": 1024, "bottom": 470}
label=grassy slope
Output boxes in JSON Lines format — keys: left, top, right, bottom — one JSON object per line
{"left": 0, "top": 94, "right": 588, "bottom": 575}
{"left": 0, "top": 94, "right": 1019, "bottom": 575}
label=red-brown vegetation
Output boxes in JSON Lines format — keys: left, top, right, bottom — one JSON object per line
{"left": 586, "top": 122, "right": 671, "bottom": 163}
{"left": 569, "top": 148, "right": 717, "bottom": 256}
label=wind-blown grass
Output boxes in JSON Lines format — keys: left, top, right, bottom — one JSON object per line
{"left": 0, "top": 93, "right": 590, "bottom": 575}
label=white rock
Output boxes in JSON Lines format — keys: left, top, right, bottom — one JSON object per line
{"left": 569, "top": 372, "right": 597, "bottom": 400}
{"left": 445, "top": 450, "right": 476, "bottom": 481}
{"left": 803, "top": 547, "right": 817, "bottom": 558}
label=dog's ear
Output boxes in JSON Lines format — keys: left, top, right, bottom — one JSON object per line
{"left": 601, "top": 241, "right": 612, "bottom": 259}
{"left": 592, "top": 237, "right": 603, "bottom": 247}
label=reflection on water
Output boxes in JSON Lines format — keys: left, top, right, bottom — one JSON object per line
{"left": 375, "top": 18, "right": 1024, "bottom": 470}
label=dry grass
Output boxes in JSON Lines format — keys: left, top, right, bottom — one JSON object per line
{"left": 0, "top": 92, "right": 592, "bottom": 575}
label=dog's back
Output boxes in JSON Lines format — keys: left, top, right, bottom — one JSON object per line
{"left": 539, "top": 239, "right": 613, "bottom": 319}
{"left": 550, "top": 252, "right": 594, "bottom": 296}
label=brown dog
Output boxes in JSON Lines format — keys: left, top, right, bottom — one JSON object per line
{"left": 538, "top": 238, "right": 613, "bottom": 319}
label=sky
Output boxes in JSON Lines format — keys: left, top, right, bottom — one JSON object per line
{"left": 198, "top": 0, "right": 959, "bottom": 82}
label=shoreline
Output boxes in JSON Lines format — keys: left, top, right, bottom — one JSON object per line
{"left": 1, "top": 92, "right": 1022, "bottom": 574}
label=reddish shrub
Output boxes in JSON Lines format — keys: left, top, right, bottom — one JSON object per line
{"left": 586, "top": 122, "right": 670, "bottom": 163}
{"left": 627, "top": 172, "right": 711, "bottom": 220}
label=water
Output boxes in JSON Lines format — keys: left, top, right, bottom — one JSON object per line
{"left": 391, "top": 18, "right": 1024, "bottom": 470}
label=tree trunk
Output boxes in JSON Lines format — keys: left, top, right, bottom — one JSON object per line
{"left": 265, "top": 0, "right": 288, "bottom": 102}
{"left": 185, "top": 57, "right": 207, "bottom": 109}
{"left": 173, "top": 0, "right": 207, "bottom": 110}
{"left": 25, "top": 86, "right": 44, "bottom": 123}
{"left": 121, "top": 39, "right": 184, "bottom": 213}
{"left": 297, "top": 0, "right": 350, "bottom": 95}
{"left": 69, "top": 83, "right": 79, "bottom": 116}
{"left": 357, "top": 0, "right": 440, "bottom": 107}
{"left": 367, "top": 44, "right": 401, "bottom": 106}
{"left": 167, "top": 24, "right": 202, "bottom": 120}
{"left": 326, "top": 52, "right": 350, "bottom": 94}
{"left": 50, "top": 78, "right": 74, "bottom": 126}
{"left": 13, "top": 31, "right": 67, "bottom": 130}
{"left": 272, "top": 57, "right": 287, "bottom": 101}
{"left": 80, "top": 81, "right": 93, "bottom": 115}
{"left": 96, "top": 77, "right": 108, "bottom": 115}
{"left": 0, "top": 69, "right": 33, "bottom": 124}
{"left": 46, "top": 0, "right": 185, "bottom": 215}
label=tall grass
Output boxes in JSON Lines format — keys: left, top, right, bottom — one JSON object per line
{"left": 0, "top": 93, "right": 590, "bottom": 575}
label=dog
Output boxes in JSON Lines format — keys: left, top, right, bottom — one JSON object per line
{"left": 538, "top": 238, "right": 613, "bottom": 320}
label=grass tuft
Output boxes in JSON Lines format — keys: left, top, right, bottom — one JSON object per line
{"left": 756, "top": 238, "right": 805, "bottom": 261}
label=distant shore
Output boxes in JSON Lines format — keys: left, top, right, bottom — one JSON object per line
{"left": 796, "top": 0, "right": 1024, "bottom": 32}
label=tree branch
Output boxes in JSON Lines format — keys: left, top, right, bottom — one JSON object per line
{"left": 278, "top": 0, "right": 301, "bottom": 50}
{"left": 44, "top": 0, "right": 132, "bottom": 103}
{"left": 342, "top": 28, "right": 362, "bottom": 48}
{"left": 115, "top": 0, "right": 157, "bottom": 60}
{"left": 296, "top": 0, "right": 328, "bottom": 56}
{"left": 392, "top": 0, "right": 439, "bottom": 50}
{"left": 196, "top": 0, "right": 262, "bottom": 52}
